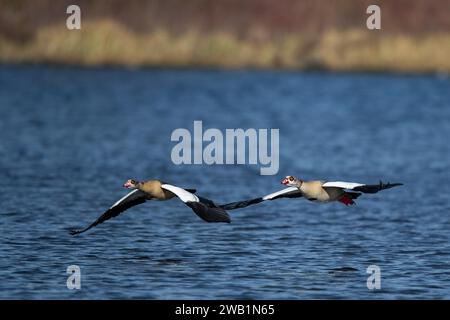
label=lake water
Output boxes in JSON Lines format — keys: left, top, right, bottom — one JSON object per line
{"left": 0, "top": 64, "right": 449, "bottom": 299}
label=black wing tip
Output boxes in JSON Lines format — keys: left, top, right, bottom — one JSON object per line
{"left": 383, "top": 181, "right": 404, "bottom": 188}
{"left": 205, "top": 210, "right": 232, "bottom": 223}
{"left": 186, "top": 201, "right": 232, "bottom": 223}
{"left": 201, "top": 212, "right": 231, "bottom": 223}
{"left": 354, "top": 181, "right": 403, "bottom": 194}
{"left": 219, "top": 197, "right": 264, "bottom": 210}
{"left": 69, "top": 227, "right": 89, "bottom": 235}
{"left": 69, "top": 229, "right": 81, "bottom": 236}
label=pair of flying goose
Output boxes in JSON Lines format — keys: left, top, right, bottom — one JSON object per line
{"left": 69, "top": 176, "right": 402, "bottom": 235}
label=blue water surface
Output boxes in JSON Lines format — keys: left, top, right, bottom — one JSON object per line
{"left": 0, "top": 64, "right": 449, "bottom": 299}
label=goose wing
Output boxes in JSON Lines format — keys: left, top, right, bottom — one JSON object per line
{"left": 220, "top": 186, "right": 302, "bottom": 210}
{"left": 69, "top": 189, "right": 148, "bottom": 235}
{"left": 262, "top": 186, "right": 303, "bottom": 200}
{"left": 161, "top": 184, "right": 231, "bottom": 223}
{"left": 322, "top": 181, "right": 403, "bottom": 193}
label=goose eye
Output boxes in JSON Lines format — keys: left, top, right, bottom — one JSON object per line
{"left": 289, "top": 177, "right": 294, "bottom": 181}
{"left": 131, "top": 180, "right": 136, "bottom": 184}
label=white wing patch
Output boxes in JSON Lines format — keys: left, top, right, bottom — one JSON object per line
{"left": 262, "top": 187, "right": 299, "bottom": 200}
{"left": 322, "top": 181, "right": 365, "bottom": 190}
{"left": 110, "top": 189, "right": 140, "bottom": 209}
{"left": 161, "top": 184, "right": 199, "bottom": 203}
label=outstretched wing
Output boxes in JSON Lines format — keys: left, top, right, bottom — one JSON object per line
{"left": 219, "top": 187, "right": 303, "bottom": 210}
{"left": 322, "top": 181, "right": 403, "bottom": 193}
{"left": 262, "top": 186, "right": 303, "bottom": 200}
{"left": 220, "top": 197, "right": 265, "bottom": 210}
{"left": 69, "top": 189, "right": 147, "bottom": 235}
{"left": 161, "top": 184, "right": 231, "bottom": 223}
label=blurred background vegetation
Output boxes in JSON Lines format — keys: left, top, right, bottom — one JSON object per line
{"left": 1, "top": 0, "right": 450, "bottom": 72}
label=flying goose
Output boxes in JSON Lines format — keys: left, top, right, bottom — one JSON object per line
{"left": 220, "top": 176, "right": 403, "bottom": 209}
{"left": 69, "top": 179, "right": 231, "bottom": 235}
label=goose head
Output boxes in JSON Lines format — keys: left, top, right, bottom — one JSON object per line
{"left": 123, "top": 179, "right": 139, "bottom": 189}
{"left": 281, "top": 175, "right": 302, "bottom": 187}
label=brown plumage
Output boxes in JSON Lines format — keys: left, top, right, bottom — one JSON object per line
{"left": 220, "top": 176, "right": 402, "bottom": 210}
{"left": 69, "top": 179, "right": 230, "bottom": 235}
{"left": 281, "top": 176, "right": 401, "bottom": 205}
{"left": 135, "top": 180, "right": 177, "bottom": 200}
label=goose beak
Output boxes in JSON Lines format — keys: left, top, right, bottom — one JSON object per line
{"left": 281, "top": 178, "right": 289, "bottom": 185}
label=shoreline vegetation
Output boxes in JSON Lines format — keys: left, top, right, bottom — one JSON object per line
{"left": 1, "top": 0, "right": 450, "bottom": 73}
{"left": 1, "top": 20, "right": 450, "bottom": 73}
